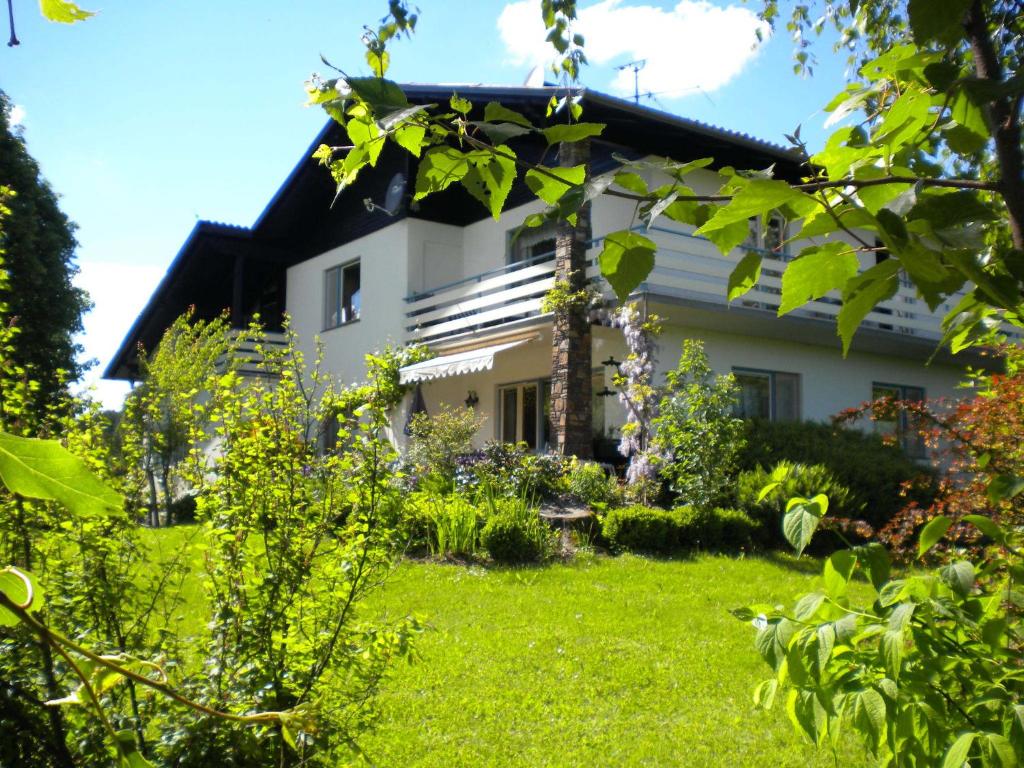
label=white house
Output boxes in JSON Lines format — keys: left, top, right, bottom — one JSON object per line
{"left": 106, "top": 84, "right": 977, "bottom": 462}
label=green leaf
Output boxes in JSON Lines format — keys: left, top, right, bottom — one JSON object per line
{"left": 943, "top": 732, "right": 976, "bottom": 768}
{"left": 598, "top": 231, "right": 657, "bottom": 301}
{"left": 850, "top": 688, "right": 887, "bottom": 752}
{"left": 907, "top": 0, "right": 971, "bottom": 45}
{"left": 345, "top": 77, "right": 409, "bottom": 116}
{"left": 541, "top": 122, "right": 604, "bottom": 145}
{"left": 39, "top": 0, "right": 94, "bottom": 23}
{"left": 816, "top": 624, "right": 835, "bottom": 671}
{"left": 824, "top": 550, "right": 857, "bottom": 598}
{"left": 987, "top": 474, "right": 1024, "bottom": 504}
{"left": 756, "top": 480, "right": 781, "bottom": 503}
{"left": 0, "top": 567, "right": 39, "bottom": 626}
{"left": 613, "top": 171, "right": 648, "bottom": 196}
{"left": 753, "top": 678, "right": 778, "bottom": 710}
{"left": 908, "top": 191, "right": 996, "bottom": 229}
{"left": 918, "top": 515, "right": 953, "bottom": 557}
{"left": 981, "top": 733, "right": 1016, "bottom": 768}
{"left": 728, "top": 251, "right": 762, "bottom": 302}
{"left": 461, "top": 146, "right": 518, "bottom": 220}
{"left": 854, "top": 543, "right": 891, "bottom": 592}
{"left": 483, "top": 102, "right": 533, "bottom": 128}
{"left": 962, "top": 514, "right": 1006, "bottom": 544}
{"left": 794, "top": 591, "right": 825, "bottom": 621}
{"left": 946, "top": 90, "right": 989, "bottom": 153}
{"left": 392, "top": 123, "right": 426, "bottom": 158}
{"left": 470, "top": 121, "right": 532, "bottom": 144}
{"left": 779, "top": 243, "right": 859, "bottom": 316}
{"left": 838, "top": 259, "right": 900, "bottom": 355}
{"left": 414, "top": 147, "right": 472, "bottom": 200}
{"left": 450, "top": 94, "right": 472, "bottom": 114}
{"left": 345, "top": 114, "right": 384, "bottom": 167}
{"left": 880, "top": 629, "right": 904, "bottom": 680}
{"left": 695, "top": 180, "right": 809, "bottom": 250}
{"left": 755, "top": 618, "right": 795, "bottom": 671}
{"left": 525, "top": 166, "right": 586, "bottom": 206}
{"left": 783, "top": 494, "right": 827, "bottom": 556}
{"left": 940, "top": 560, "right": 975, "bottom": 596}
{"left": 0, "top": 432, "right": 123, "bottom": 517}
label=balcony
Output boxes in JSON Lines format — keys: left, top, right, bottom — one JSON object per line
{"left": 215, "top": 329, "right": 290, "bottom": 376}
{"left": 403, "top": 226, "right": 963, "bottom": 347}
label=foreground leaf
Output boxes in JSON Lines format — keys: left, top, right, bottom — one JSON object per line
{"left": 598, "top": 231, "right": 656, "bottom": 301}
{"left": 39, "top": 0, "right": 94, "bottom": 23}
{"left": 0, "top": 432, "right": 123, "bottom": 517}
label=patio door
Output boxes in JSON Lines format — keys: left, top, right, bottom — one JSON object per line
{"left": 498, "top": 380, "right": 551, "bottom": 450}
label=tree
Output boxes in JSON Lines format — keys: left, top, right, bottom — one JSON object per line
{"left": 312, "top": 0, "right": 1023, "bottom": 360}
{"left": 120, "top": 311, "right": 235, "bottom": 527}
{"left": 0, "top": 91, "right": 90, "bottom": 417}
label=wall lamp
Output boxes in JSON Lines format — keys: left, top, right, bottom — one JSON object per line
{"left": 464, "top": 390, "right": 479, "bottom": 408}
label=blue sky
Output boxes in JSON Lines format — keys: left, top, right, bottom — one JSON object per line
{"left": 1, "top": 0, "right": 849, "bottom": 407}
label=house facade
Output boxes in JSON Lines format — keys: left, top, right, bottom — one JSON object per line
{"left": 106, "top": 84, "right": 977, "bottom": 461}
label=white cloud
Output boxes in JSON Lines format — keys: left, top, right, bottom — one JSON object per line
{"left": 498, "top": 0, "right": 769, "bottom": 98}
{"left": 73, "top": 260, "right": 164, "bottom": 409}
{"left": 8, "top": 104, "right": 25, "bottom": 127}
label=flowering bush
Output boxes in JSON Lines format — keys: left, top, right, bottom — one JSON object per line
{"left": 836, "top": 343, "right": 1024, "bottom": 559}
{"left": 453, "top": 441, "right": 567, "bottom": 501}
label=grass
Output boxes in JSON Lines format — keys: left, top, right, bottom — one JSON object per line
{"left": 359, "top": 554, "right": 868, "bottom": 767}
{"left": 139, "top": 527, "right": 867, "bottom": 767}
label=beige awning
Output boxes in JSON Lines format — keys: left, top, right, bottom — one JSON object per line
{"left": 398, "top": 338, "right": 533, "bottom": 384}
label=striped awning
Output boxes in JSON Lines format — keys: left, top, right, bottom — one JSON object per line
{"left": 398, "top": 338, "right": 533, "bottom": 384}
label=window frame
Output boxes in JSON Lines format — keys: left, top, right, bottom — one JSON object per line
{"left": 323, "top": 259, "right": 361, "bottom": 331}
{"left": 871, "top": 382, "right": 927, "bottom": 458}
{"left": 497, "top": 377, "right": 552, "bottom": 451}
{"left": 732, "top": 367, "right": 802, "bottom": 421}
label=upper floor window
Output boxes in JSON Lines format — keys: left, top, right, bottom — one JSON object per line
{"left": 324, "top": 260, "right": 360, "bottom": 329}
{"left": 872, "top": 383, "right": 926, "bottom": 458}
{"left": 508, "top": 223, "right": 557, "bottom": 268}
{"left": 745, "top": 213, "right": 789, "bottom": 256}
{"left": 733, "top": 368, "right": 800, "bottom": 421}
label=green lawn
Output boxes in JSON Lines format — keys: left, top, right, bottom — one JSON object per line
{"left": 359, "top": 554, "right": 867, "bottom": 767}
{"left": 140, "top": 528, "right": 867, "bottom": 766}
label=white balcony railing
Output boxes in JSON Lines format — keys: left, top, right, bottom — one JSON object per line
{"left": 404, "top": 227, "right": 964, "bottom": 345}
{"left": 216, "top": 329, "right": 290, "bottom": 376}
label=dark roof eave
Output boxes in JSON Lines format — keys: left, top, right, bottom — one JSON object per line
{"left": 102, "top": 221, "right": 253, "bottom": 380}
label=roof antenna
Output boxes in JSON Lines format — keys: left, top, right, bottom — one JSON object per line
{"left": 614, "top": 59, "right": 646, "bottom": 104}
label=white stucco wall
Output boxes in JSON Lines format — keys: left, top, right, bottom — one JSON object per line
{"left": 286, "top": 223, "right": 410, "bottom": 385}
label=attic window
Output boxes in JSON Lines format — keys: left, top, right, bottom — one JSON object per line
{"left": 324, "top": 260, "right": 361, "bottom": 329}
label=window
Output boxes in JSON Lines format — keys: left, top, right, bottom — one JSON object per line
{"left": 324, "top": 261, "right": 361, "bottom": 329}
{"left": 498, "top": 380, "right": 549, "bottom": 450}
{"left": 507, "top": 223, "right": 557, "bottom": 268}
{"left": 745, "top": 213, "right": 789, "bottom": 256}
{"left": 733, "top": 368, "right": 801, "bottom": 421}
{"left": 872, "top": 383, "right": 926, "bottom": 458}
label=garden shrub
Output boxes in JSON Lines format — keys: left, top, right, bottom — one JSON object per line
{"left": 736, "top": 461, "right": 859, "bottom": 548}
{"left": 671, "top": 506, "right": 759, "bottom": 552}
{"left": 601, "top": 505, "right": 680, "bottom": 554}
{"left": 481, "top": 513, "right": 545, "bottom": 564}
{"left": 408, "top": 405, "right": 485, "bottom": 490}
{"left": 711, "top": 507, "right": 760, "bottom": 551}
{"left": 565, "top": 457, "right": 616, "bottom": 507}
{"left": 480, "top": 493, "right": 548, "bottom": 564}
{"left": 454, "top": 441, "right": 567, "bottom": 500}
{"left": 652, "top": 339, "right": 745, "bottom": 509}
{"left": 736, "top": 418, "right": 934, "bottom": 531}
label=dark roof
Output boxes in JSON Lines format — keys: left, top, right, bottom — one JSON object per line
{"left": 105, "top": 84, "right": 802, "bottom": 380}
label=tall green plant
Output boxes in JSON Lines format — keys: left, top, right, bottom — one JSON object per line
{"left": 168, "top": 324, "right": 418, "bottom": 766}
{"left": 734, "top": 479, "right": 1024, "bottom": 767}
{"left": 651, "top": 340, "right": 744, "bottom": 509}
{"left": 120, "top": 311, "right": 236, "bottom": 527}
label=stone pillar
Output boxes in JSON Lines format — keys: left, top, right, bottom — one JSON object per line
{"left": 549, "top": 139, "right": 593, "bottom": 458}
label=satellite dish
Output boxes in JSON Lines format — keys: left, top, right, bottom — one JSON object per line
{"left": 524, "top": 65, "right": 545, "bottom": 88}
{"left": 383, "top": 172, "right": 407, "bottom": 215}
